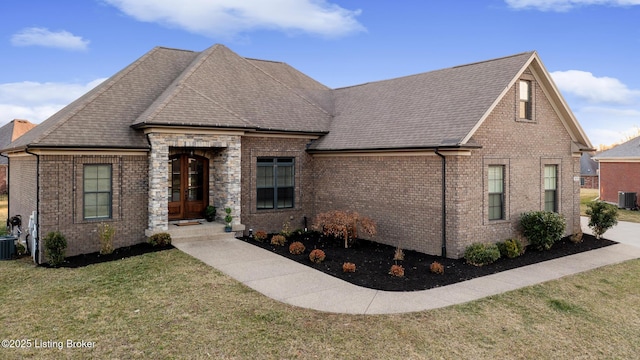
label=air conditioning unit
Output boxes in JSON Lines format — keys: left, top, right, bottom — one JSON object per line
{"left": 618, "top": 191, "right": 637, "bottom": 210}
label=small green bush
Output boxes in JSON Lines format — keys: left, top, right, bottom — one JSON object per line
{"left": 464, "top": 243, "right": 501, "bottom": 266}
{"left": 585, "top": 201, "right": 619, "bottom": 239}
{"left": 520, "top": 211, "right": 566, "bottom": 251}
{"left": 15, "top": 242, "right": 26, "bottom": 256}
{"left": 44, "top": 231, "right": 67, "bottom": 267}
{"left": 496, "top": 238, "right": 524, "bottom": 258}
{"left": 148, "top": 232, "right": 171, "bottom": 247}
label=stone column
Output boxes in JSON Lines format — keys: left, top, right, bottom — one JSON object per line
{"left": 147, "top": 133, "right": 169, "bottom": 233}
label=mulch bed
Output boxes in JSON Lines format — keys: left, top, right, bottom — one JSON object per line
{"left": 39, "top": 243, "right": 174, "bottom": 268}
{"left": 239, "top": 232, "right": 616, "bottom": 292}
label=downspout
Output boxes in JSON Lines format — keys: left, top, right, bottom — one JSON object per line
{"left": 0, "top": 153, "right": 9, "bottom": 227}
{"left": 435, "top": 149, "right": 446, "bottom": 258}
{"left": 24, "top": 147, "right": 40, "bottom": 264}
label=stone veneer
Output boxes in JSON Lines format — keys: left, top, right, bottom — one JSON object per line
{"left": 146, "top": 132, "right": 242, "bottom": 234}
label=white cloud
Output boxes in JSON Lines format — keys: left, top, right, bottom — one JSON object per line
{"left": 551, "top": 70, "right": 640, "bottom": 104}
{"left": 0, "top": 79, "right": 106, "bottom": 125}
{"left": 104, "top": 0, "right": 364, "bottom": 38}
{"left": 11, "top": 27, "right": 90, "bottom": 51}
{"left": 505, "top": 0, "right": 640, "bottom": 11}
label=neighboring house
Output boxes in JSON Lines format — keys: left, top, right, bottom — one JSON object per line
{"left": 593, "top": 136, "right": 640, "bottom": 208}
{"left": 580, "top": 152, "right": 599, "bottom": 189}
{"left": 0, "top": 119, "right": 36, "bottom": 194}
{"left": 1, "top": 45, "right": 593, "bottom": 263}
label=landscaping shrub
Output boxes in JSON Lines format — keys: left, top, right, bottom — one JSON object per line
{"left": 520, "top": 211, "right": 566, "bottom": 251}
{"left": 430, "top": 261, "right": 444, "bottom": 274}
{"left": 389, "top": 264, "right": 404, "bottom": 277}
{"left": 309, "top": 249, "right": 326, "bottom": 263}
{"left": 270, "top": 234, "right": 286, "bottom": 246}
{"left": 464, "top": 243, "right": 501, "bottom": 266}
{"left": 254, "top": 230, "right": 267, "bottom": 242}
{"left": 289, "top": 241, "right": 305, "bottom": 255}
{"left": 342, "top": 262, "right": 356, "bottom": 273}
{"left": 496, "top": 238, "right": 524, "bottom": 258}
{"left": 280, "top": 220, "right": 292, "bottom": 238}
{"left": 44, "top": 231, "right": 67, "bottom": 267}
{"left": 148, "top": 232, "right": 171, "bottom": 247}
{"left": 393, "top": 247, "right": 405, "bottom": 261}
{"left": 97, "top": 222, "right": 115, "bottom": 255}
{"left": 15, "top": 242, "right": 26, "bottom": 257}
{"left": 585, "top": 201, "right": 619, "bottom": 239}
{"left": 312, "top": 210, "right": 377, "bottom": 249}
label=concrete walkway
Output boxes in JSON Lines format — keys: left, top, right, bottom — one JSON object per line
{"left": 173, "top": 218, "right": 640, "bottom": 314}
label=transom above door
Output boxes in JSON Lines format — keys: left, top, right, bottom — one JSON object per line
{"left": 168, "top": 154, "right": 209, "bottom": 220}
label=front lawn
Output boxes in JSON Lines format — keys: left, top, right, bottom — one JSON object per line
{"left": 1, "top": 250, "right": 639, "bottom": 359}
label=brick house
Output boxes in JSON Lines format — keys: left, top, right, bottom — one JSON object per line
{"left": 593, "top": 136, "right": 640, "bottom": 208}
{"left": 0, "top": 119, "right": 36, "bottom": 194}
{"left": 1, "top": 44, "right": 592, "bottom": 263}
{"left": 580, "top": 152, "right": 599, "bottom": 189}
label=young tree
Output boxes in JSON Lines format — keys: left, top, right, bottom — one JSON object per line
{"left": 586, "top": 201, "right": 619, "bottom": 239}
{"left": 312, "top": 210, "right": 377, "bottom": 248}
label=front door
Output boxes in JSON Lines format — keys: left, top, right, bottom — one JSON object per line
{"left": 168, "top": 154, "right": 209, "bottom": 220}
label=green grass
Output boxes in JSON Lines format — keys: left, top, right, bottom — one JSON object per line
{"left": 1, "top": 249, "right": 640, "bottom": 359}
{"left": 580, "top": 188, "right": 640, "bottom": 223}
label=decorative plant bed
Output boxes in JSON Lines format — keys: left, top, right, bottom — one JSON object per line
{"left": 239, "top": 232, "right": 615, "bottom": 292}
{"left": 39, "top": 243, "right": 174, "bottom": 268}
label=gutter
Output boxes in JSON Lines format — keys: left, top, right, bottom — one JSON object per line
{"left": 435, "top": 149, "right": 447, "bottom": 258}
{"left": 0, "top": 153, "right": 9, "bottom": 227}
{"left": 24, "top": 147, "right": 40, "bottom": 264}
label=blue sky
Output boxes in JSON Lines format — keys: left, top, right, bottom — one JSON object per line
{"left": 1, "top": 0, "right": 638, "bottom": 148}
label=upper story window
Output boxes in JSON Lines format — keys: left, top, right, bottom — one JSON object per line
{"left": 84, "top": 164, "right": 112, "bottom": 219}
{"left": 519, "top": 80, "right": 532, "bottom": 120}
{"left": 257, "top": 158, "right": 294, "bottom": 210}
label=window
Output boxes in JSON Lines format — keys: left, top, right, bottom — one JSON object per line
{"left": 488, "top": 165, "right": 504, "bottom": 220}
{"left": 84, "top": 164, "right": 112, "bottom": 219}
{"left": 544, "top": 165, "right": 557, "bottom": 212}
{"left": 519, "top": 80, "right": 532, "bottom": 120}
{"left": 257, "top": 158, "right": 294, "bottom": 209}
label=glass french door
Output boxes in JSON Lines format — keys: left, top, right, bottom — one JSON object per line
{"left": 168, "top": 154, "right": 209, "bottom": 220}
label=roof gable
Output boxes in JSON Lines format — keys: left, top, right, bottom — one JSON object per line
{"left": 133, "top": 44, "right": 332, "bottom": 133}
{"left": 4, "top": 47, "right": 198, "bottom": 151}
{"left": 0, "top": 119, "right": 36, "bottom": 163}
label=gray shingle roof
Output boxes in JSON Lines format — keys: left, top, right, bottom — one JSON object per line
{"left": 309, "top": 52, "right": 534, "bottom": 150}
{"left": 132, "top": 45, "right": 332, "bottom": 133}
{"left": 580, "top": 153, "right": 598, "bottom": 175}
{"left": 4, "top": 47, "right": 199, "bottom": 151}
{"left": 2, "top": 45, "right": 590, "bottom": 154}
{"left": 0, "top": 119, "right": 36, "bottom": 163}
{"left": 594, "top": 136, "right": 640, "bottom": 159}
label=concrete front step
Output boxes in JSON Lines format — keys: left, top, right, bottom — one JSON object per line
{"left": 167, "top": 220, "right": 241, "bottom": 244}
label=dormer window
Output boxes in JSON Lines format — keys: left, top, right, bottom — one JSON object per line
{"left": 519, "top": 80, "right": 532, "bottom": 120}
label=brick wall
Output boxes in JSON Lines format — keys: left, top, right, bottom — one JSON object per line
{"left": 8, "top": 156, "right": 37, "bottom": 235}
{"left": 581, "top": 175, "right": 598, "bottom": 189}
{"left": 313, "top": 155, "right": 444, "bottom": 255}
{"left": 459, "top": 76, "right": 581, "bottom": 257}
{"left": 310, "top": 74, "right": 582, "bottom": 258}
{"left": 599, "top": 162, "right": 640, "bottom": 203}
{"left": 0, "top": 165, "right": 7, "bottom": 194}
{"left": 37, "top": 155, "right": 148, "bottom": 261}
{"left": 240, "top": 136, "right": 316, "bottom": 234}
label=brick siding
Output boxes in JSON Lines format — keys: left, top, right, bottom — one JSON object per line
{"left": 8, "top": 156, "right": 37, "bottom": 236}
{"left": 240, "top": 136, "right": 316, "bottom": 234}
{"left": 0, "top": 165, "right": 7, "bottom": 194}
{"left": 36, "top": 155, "right": 148, "bottom": 262}
{"left": 599, "top": 162, "right": 640, "bottom": 203}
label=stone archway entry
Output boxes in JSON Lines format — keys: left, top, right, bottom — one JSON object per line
{"left": 168, "top": 154, "right": 209, "bottom": 220}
